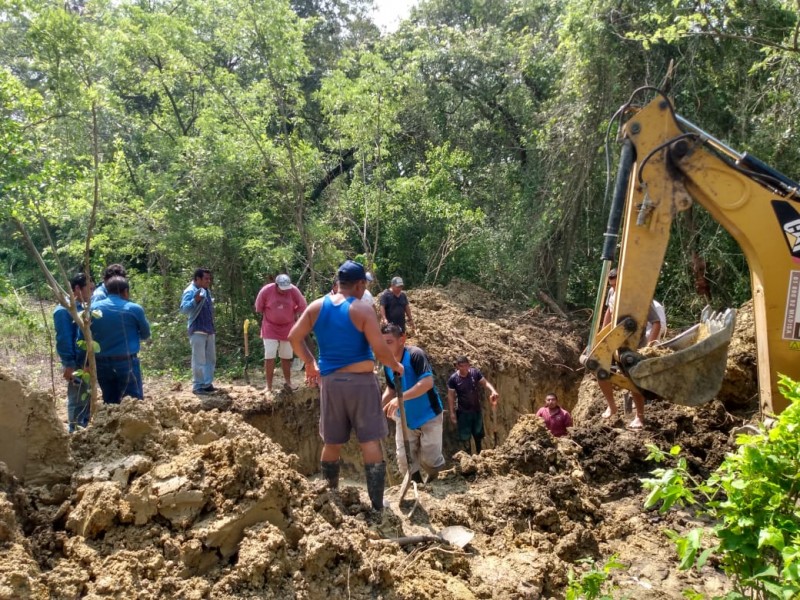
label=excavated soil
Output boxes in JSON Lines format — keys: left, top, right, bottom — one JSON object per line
{"left": 0, "top": 281, "right": 759, "bottom": 599}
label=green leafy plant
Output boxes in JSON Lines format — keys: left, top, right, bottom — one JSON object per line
{"left": 641, "top": 375, "right": 800, "bottom": 599}
{"left": 565, "top": 554, "right": 626, "bottom": 600}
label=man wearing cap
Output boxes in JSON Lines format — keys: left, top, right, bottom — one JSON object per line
{"left": 380, "top": 276, "right": 414, "bottom": 334}
{"left": 360, "top": 272, "right": 375, "bottom": 307}
{"left": 255, "top": 273, "right": 307, "bottom": 392}
{"left": 288, "top": 260, "right": 404, "bottom": 513}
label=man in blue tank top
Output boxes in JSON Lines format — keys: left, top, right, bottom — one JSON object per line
{"left": 289, "top": 260, "right": 403, "bottom": 513}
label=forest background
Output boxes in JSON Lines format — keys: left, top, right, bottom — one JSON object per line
{"left": 1, "top": 0, "right": 798, "bottom": 375}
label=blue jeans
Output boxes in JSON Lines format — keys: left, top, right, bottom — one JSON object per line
{"left": 96, "top": 356, "right": 143, "bottom": 404}
{"left": 67, "top": 377, "right": 90, "bottom": 432}
{"left": 190, "top": 332, "right": 216, "bottom": 391}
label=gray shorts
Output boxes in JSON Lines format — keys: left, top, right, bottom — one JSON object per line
{"left": 319, "top": 372, "right": 388, "bottom": 444}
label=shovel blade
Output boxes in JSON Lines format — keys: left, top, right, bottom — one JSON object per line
{"left": 439, "top": 526, "right": 474, "bottom": 548}
{"left": 628, "top": 307, "right": 736, "bottom": 407}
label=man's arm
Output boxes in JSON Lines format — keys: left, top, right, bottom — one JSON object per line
{"left": 647, "top": 320, "right": 661, "bottom": 345}
{"left": 379, "top": 293, "right": 389, "bottom": 324}
{"left": 289, "top": 300, "right": 322, "bottom": 383}
{"left": 354, "top": 302, "right": 403, "bottom": 373}
{"left": 446, "top": 388, "right": 457, "bottom": 424}
{"left": 293, "top": 287, "right": 308, "bottom": 318}
{"left": 254, "top": 286, "right": 266, "bottom": 314}
{"left": 179, "top": 286, "right": 198, "bottom": 314}
{"left": 404, "top": 300, "right": 414, "bottom": 332}
{"left": 135, "top": 304, "right": 151, "bottom": 340}
{"left": 53, "top": 308, "right": 78, "bottom": 378}
{"left": 479, "top": 377, "right": 499, "bottom": 406}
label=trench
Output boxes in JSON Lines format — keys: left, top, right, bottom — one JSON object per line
{"left": 236, "top": 361, "right": 582, "bottom": 478}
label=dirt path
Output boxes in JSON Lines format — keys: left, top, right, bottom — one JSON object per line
{"left": 0, "top": 282, "right": 758, "bottom": 599}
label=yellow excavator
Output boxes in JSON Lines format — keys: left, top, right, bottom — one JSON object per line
{"left": 584, "top": 87, "right": 800, "bottom": 415}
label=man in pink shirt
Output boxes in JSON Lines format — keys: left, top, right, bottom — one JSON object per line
{"left": 536, "top": 392, "right": 573, "bottom": 437}
{"left": 254, "top": 274, "right": 307, "bottom": 392}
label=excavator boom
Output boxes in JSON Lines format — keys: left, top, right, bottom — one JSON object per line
{"left": 585, "top": 91, "right": 800, "bottom": 414}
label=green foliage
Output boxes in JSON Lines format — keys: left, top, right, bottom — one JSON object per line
{"left": 4, "top": 0, "right": 800, "bottom": 370}
{"left": 641, "top": 376, "right": 800, "bottom": 599}
{"left": 565, "top": 554, "right": 626, "bottom": 600}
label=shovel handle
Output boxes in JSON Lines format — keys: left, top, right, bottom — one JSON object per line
{"left": 243, "top": 319, "right": 250, "bottom": 357}
{"left": 394, "top": 371, "right": 411, "bottom": 463}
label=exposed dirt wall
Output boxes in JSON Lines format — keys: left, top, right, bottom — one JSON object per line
{"left": 0, "top": 369, "right": 72, "bottom": 487}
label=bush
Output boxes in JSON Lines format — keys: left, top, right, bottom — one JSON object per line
{"left": 641, "top": 375, "right": 800, "bottom": 599}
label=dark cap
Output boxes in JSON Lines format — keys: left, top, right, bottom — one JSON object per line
{"left": 608, "top": 268, "right": 618, "bottom": 279}
{"left": 337, "top": 260, "right": 367, "bottom": 282}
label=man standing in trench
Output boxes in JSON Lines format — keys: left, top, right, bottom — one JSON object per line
{"left": 289, "top": 260, "right": 403, "bottom": 513}
{"left": 598, "top": 268, "right": 661, "bottom": 430}
{"left": 447, "top": 356, "right": 499, "bottom": 454}
{"left": 381, "top": 323, "right": 445, "bottom": 483}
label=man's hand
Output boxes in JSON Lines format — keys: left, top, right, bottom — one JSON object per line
{"left": 304, "top": 360, "right": 320, "bottom": 388}
{"left": 194, "top": 289, "right": 204, "bottom": 302}
{"left": 63, "top": 367, "right": 75, "bottom": 382}
{"left": 383, "top": 398, "right": 399, "bottom": 418}
{"left": 490, "top": 391, "right": 499, "bottom": 408}
{"left": 449, "top": 411, "right": 457, "bottom": 426}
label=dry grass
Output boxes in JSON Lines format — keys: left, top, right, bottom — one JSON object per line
{"left": 0, "top": 295, "right": 61, "bottom": 398}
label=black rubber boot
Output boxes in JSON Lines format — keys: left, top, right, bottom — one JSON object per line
{"left": 475, "top": 437, "right": 483, "bottom": 454}
{"left": 320, "top": 460, "right": 340, "bottom": 490}
{"left": 364, "top": 462, "right": 386, "bottom": 511}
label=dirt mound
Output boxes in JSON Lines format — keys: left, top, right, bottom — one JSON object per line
{"left": 0, "top": 369, "right": 72, "bottom": 486}
{"left": 718, "top": 300, "right": 758, "bottom": 410}
{"left": 0, "top": 282, "right": 761, "bottom": 599}
{"left": 0, "top": 395, "right": 424, "bottom": 599}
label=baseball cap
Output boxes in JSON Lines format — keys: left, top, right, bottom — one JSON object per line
{"left": 337, "top": 260, "right": 367, "bottom": 282}
{"left": 391, "top": 276, "right": 404, "bottom": 287}
{"left": 366, "top": 272, "right": 374, "bottom": 282}
{"left": 276, "top": 274, "right": 292, "bottom": 290}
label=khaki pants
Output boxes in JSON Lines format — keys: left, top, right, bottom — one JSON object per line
{"left": 394, "top": 412, "right": 445, "bottom": 476}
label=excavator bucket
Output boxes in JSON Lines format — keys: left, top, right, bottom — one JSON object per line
{"left": 628, "top": 308, "right": 736, "bottom": 407}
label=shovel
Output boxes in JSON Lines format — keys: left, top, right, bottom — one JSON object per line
{"left": 376, "top": 525, "right": 475, "bottom": 548}
{"left": 395, "top": 371, "right": 414, "bottom": 504}
{"left": 243, "top": 319, "right": 251, "bottom": 385}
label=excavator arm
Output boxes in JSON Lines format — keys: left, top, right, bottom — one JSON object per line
{"left": 584, "top": 91, "right": 800, "bottom": 415}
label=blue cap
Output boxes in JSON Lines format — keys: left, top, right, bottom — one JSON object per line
{"left": 337, "top": 260, "right": 367, "bottom": 282}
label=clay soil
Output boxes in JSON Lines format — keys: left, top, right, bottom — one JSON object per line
{"left": 0, "top": 281, "right": 758, "bottom": 599}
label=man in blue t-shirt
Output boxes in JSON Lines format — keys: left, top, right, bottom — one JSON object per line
{"left": 447, "top": 356, "right": 500, "bottom": 454}
{"left": 381, "top": 323, "right": 445, "bottom": 482}
{"left": 91, "top": 276, "right": 151, "bottom": 404}
{"left": 179, "top": 267, "right": 217, "bottom": 395}
{"left": 54, "top": 272, "right": 94, "bottom": 432}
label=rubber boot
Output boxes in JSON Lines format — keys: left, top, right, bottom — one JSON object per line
{"left": 364, "top": 462, "right": 386, "bottom": 511}
{"left": 320, "top": 460, "right": 340, "bottom": 490}
{"left": 474, "top": 437, "right": 483, "bottom": 454}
